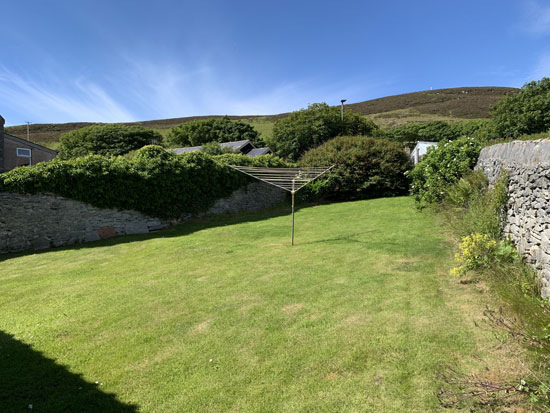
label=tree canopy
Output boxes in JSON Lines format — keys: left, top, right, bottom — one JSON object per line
{"left": 166, "top": 117, "right": 261, "bottom": 147}
{"left": 58, "top": 124, "right": 162, "bottom": 159}
{"left": 491, "top": 77, "right": 550, "bottom": 138}
{"left": 268, "top": 103, "right": 379, "bottom": 161}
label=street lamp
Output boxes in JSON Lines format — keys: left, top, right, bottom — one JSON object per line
{"left": 340, "top": 99, "right": 346, "bottom": 121}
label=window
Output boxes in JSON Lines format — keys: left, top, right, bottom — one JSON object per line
{"left": 17, "top": 148, "right": 32, "bottom": 157}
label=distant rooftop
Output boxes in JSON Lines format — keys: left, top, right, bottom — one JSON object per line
{"left": 170, "top": 140, "right": 273, "bottom": 157}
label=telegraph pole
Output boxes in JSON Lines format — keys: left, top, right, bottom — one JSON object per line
{"left": 26, "top": 121, "right": 30, "bottom": 141}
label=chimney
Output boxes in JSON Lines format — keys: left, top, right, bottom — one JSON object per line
{"left": 0, "top": 115, "right": 4, "bottom": 173}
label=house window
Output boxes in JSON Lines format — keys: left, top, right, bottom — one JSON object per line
{"left": 17, "top": 148, "right": 32, "bottom": 158}
{"left": 16, "top": 148, "right": 32, "bottom": 166}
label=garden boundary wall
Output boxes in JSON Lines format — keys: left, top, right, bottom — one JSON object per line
{"left": 0, "top": 181, "right": 286, "bottom": 254}
{"left": 476, "top": 139, "right": 550, "bottom": 298}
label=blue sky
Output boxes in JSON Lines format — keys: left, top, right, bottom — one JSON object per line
{"left": 1, "top": 0, "right": 550, "bottom": 126}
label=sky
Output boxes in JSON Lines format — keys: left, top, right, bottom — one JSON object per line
{"left": 1, "top": 0, "right": 550, "bottom": 126}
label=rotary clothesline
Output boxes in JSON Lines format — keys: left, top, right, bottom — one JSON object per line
{"left": 228, "top": 165, "right": 334, "bottom": 245}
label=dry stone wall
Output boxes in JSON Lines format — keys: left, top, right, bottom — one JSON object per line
{"left": 0, "top": 192, "right": 167, "bottom": 254}
{"left": 0, "top": 181, "right": 287, "bottom": 254}
{"left": 476, "top": 139, "right": 550, "bottom": 298}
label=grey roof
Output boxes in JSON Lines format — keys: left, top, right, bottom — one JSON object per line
{"left": 247, "top": 147, "right": 272, "bottom": 157}
{"left": 170, "top": 140, "right": 272, "bottom": 157}
{"left": 4, "top": 133, "right": 58, "bottom": 155}
{"left": 219, "top": 140, "right": 252, "bottom": 151}
{"left": 170, "top": 146, "right": 203, "bottom": 154}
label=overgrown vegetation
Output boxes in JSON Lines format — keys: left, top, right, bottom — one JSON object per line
{"left": 492, "top": 77, "right": 550, "bottom": 138}
{"left": 166, "top": 117, "right": 262, "bottom": 147}
{"left": 299, "top": 136, "right": 410, "bottom": 200}
{"left": 382, "top": 119, "right": 493, "bottom": 145}
{"left": 58, "top": 124, "right": 163, "bottom": 159}
{"left": 0, "top": 146, "right": 288, "bottom": 219}
{"left": 268, "top": 103, "right": 379, "bottom": 161}
{"left": 426, "top": 170, "right": 550, "bottom": 410}
{"left": 409, "top": 137, "right": 482, "bottom": 208}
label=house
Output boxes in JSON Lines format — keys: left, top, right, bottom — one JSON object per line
{"left": 171, "top": 139, "right": 273, "bottom": 157}
{"left": 410, "top": 141, "right": 437, "bottom": 165}
{"left": 0, "top": 115, "right": 57, "bottom": 173}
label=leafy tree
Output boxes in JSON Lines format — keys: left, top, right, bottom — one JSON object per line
{"left": 299, "top": 136, "right": 410, "bottom": 200}
{"left": 166, "top": 117, "right": 261, "bottom": 147}
{"left": 58, "top": 124, "right": 162, "bottom": 159}
{"left": 492, "top": 77, "right": 550, "bottom": 138}
{"left": 268, "top": 103, "right": 379, "bottom": 161}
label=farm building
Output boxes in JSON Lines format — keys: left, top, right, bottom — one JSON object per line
{"left": 410, "top": 141, "right": 437, "bottom": 164}
{"left": 171, "top": 140, "right": 272, "bottom": 157}
{"left": 0, "top": 115, "right": 57, "bottom": 173}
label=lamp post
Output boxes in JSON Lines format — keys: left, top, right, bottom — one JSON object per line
{"left": 340, "top": 99, "right": 346, "bottom": 121}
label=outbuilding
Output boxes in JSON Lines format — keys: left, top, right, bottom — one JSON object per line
{"left": 410, "top": 141, "right": 437, "bottom": 165}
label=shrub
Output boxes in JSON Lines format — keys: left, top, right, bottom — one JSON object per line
{"left": 409, "top": 137, "right": 482, "bottom": 208}
{"left": 299, "top": 136, "right": 411, "bottom": 200}
{"left": 58, "top": 124, "right": 162, "bottom": 159}
{"left": 443, "top": 171, "right": 508, "bottom": 239}
{"left": 492, "top": 77, "right": 550, "bottom": 138}
{"left": 268, "top": 103, "right": 379, "bottom": 161}
{"left": 383, "top": 119, "right": 496, "bottom": 145}
{"left": 166, "top": 117, "right": 261, "bottom": 147}
{"left": 0, "top": 150, "right": 289, "bottom": 219}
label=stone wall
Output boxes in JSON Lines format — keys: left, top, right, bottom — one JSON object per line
{"left": 0, "top": 192, "right": 168, "bottom": 254}
{"left": 204, "top": 181, "right": 287, "bottom": 216}
{"left": 0, "top": 181, "right": 287, "bottom": 254}
{"left": 476, "top": 139, "right": 550, "bottom": 298}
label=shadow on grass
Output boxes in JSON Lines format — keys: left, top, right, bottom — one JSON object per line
{"left": 0, "top": 331, "right": 137, "bottom": 412}
{"left": 0, "top": 202, "right": 302, "bottom": 262}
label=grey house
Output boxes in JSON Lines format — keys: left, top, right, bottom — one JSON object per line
{"left": 0, "top": 116, "right": 57, "bottom": 173}
{"left": 171, "top": 139, "right": 272, "bottom": 157}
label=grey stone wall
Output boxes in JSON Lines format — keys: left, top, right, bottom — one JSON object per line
{"left": 476, "top": 139, "right": 550, "bottom": 298}
{"left": 0, "top": 181, "right": 287, "bottom": 254}
{"left": 0, "top": 192, "right": 168, "bottom": 254}
{"left": 204, "top": 181, "right": 287, "bottom": 216}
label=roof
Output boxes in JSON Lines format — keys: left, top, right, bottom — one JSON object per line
{"left": 170, "top": 146, "right": 203, "bottom": 154}
{"left": 170, "top": 140, "right": 273, "bottom": 157}
{"left": 219, "top": 140, "right": 252, "bottom": 151}
{"left": 4, "top": 133, "right": 58, "bottom": 155}
{"left": 247, "top": 148, "right": 272, "bottom": 157}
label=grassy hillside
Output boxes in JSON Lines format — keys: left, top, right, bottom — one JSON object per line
{"left": 0, "top": 197, "right": 528, "bottom": 411}
{"left": 4, "top": 86, "right": 517, "bottom": 149}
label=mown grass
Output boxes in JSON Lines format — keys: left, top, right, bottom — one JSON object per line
{"left": 0, "top": 197, "right": 526, "bottom": 412}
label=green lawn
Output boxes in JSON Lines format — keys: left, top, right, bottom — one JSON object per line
{"left": 0, "top": 197, "right": 519, "bottom": 412}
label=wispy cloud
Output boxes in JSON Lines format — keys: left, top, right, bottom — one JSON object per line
{"left": 120, "top": 58, "right": 385, "bottom": 118}
{"left": 0, "top": 58, "right": 385, "bottom": 125}
{"left": 0, "top": 66, "right": 136, "bottom": 125}
{"left": 528, "top": 53, "right": 550, "bottom": 81}
{"left": 522, "top": 1, "right": 550, "bottom": 36}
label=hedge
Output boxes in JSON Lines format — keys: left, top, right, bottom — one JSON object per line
{"left": 0, "top": 146, "right": 289, "bottom": 219}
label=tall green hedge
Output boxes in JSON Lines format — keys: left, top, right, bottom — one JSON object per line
{"left": 0, "top": 146, "right": 288, "bottom": 219}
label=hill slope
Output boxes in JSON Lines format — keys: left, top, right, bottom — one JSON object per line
{"left": 4, "top": 86, "right": 517, "bottom": 148}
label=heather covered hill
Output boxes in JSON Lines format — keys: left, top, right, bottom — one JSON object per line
{"left": 5, "top": 86, "right": 517, "bottom": 148}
